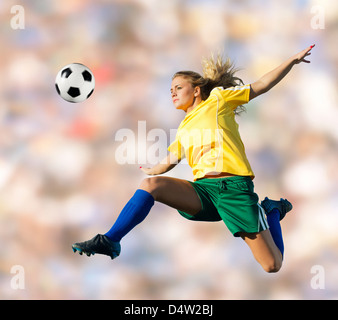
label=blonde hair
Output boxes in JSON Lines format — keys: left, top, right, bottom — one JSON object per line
{"left": 173, "top": 54, "right": 246, "bottom": 114}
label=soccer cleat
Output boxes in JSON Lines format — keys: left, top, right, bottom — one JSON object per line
{"left": 261, "top": 197, "right": 293, "bottom": 221}
{"left": 72, "top": 234, "right": 121, "bottom": 260}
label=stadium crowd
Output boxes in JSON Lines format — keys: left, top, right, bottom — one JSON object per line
{"left": 0, "top": 0, "right": 337, "bottom": 299}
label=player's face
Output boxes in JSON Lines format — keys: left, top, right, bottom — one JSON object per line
{"left": 171, "top": 76, "right": 198, "bottom": 112}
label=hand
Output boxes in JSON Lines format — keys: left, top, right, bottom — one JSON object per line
{"left": 293, "top": 44, "right": 315, "bottom": 64}
{"left": 139, "top": 154, "right": 179, "bottom": 176}
{"left": 140, "top": 166, "right": 156, "bottom": 175}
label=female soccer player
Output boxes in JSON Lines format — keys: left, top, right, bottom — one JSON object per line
{"left": 72, "top": 45, "right": 314, "bottom": 273}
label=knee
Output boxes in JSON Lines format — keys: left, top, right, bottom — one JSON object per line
{"left": 262, "top": 258, "right": 282, "bottom": 273}
{"left": 139, "top": 177, "right": 162, "bottom": 199}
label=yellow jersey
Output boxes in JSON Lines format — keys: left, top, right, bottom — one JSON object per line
{"left": 168, "top": 85, "right": 254, "bottom": 180}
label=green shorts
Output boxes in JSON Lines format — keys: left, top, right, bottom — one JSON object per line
{"left": 178, "top": 176, "right": 268, "bottom": 237}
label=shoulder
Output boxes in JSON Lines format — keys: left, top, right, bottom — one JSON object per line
{"left": 208, "top": 85, "right": 250, "bottom": 110}
{"left": 216, "top": 85, "right": 250, "bottom": 102}
{"left": 209, "top": 85, "right": 249, "bottom": 97}
{"left": 220, "top": 84, "right": 250, "bottom": 93}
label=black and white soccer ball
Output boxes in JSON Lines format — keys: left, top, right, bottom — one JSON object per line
{"left": 55, "top": 63, "right": 95, "bottom": 103}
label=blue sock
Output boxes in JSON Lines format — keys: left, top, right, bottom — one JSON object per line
{"left": 266, "top": 209, "right": 284, "bottom": 257}
{"left": 105, "top": 189, "right": 154, "bottom": 242}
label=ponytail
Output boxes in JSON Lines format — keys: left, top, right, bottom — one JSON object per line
{"left": 173, "top": 54, "right": 246, "bottom": 114}
{"left": 202, "top": 54, "right": 244, "bottom": 89}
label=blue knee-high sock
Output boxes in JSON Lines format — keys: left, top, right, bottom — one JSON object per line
{"left": 105, "top": 189, "right": 154, "bottom": 242}
{"left": 267, "top": 209, "right": 284, "bottom": 257}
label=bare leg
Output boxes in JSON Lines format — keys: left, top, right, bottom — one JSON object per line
{"left": 239, "top": 229, "right": 283, "bottom": 273}
{"left": 139, "top": 176, "right": 202, "bottom": 215}
{"left": 102, "top": 175, "right": 202, "bottom": 242}
{"left": 141, "top": 177, "right": 283, "bottom": 273}
{"left": 72, "top": 176, "right": 202, "bottom": 259}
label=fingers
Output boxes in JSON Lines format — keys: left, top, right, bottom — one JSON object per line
{"left": 299, "top": 54, "right": 311, "bottom": 63}
{"left": 302, "top": 44, "right": 315, "bottom": 55}
{"left": 304, "top": 44, "right": 315, "bottom": 61}
{"left": 307, "top": 44, "right": 315, "bottom": 53}
{"left": 296, "top": 45, "right": 314, "bottom": 64}
{"left": 139, "top": 166, "right": 154, "bottom": 175}
{"left": 140, "top": 166, "right": 148, "bottom": 172}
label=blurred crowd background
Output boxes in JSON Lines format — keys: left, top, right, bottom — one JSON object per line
{"left": 0, "top": 0, "right": 337, "bottom": 299}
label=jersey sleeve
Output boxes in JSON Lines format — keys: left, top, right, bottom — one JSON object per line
{"left": 219, "top": 84, "right": 251, "bottom": 110}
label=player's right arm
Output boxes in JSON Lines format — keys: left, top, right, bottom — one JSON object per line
{"left": 140, "top": 152, "right": 180, "bottom": 175}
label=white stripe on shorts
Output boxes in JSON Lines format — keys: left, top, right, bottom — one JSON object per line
{"left": 257, "top": 203, "right": 269, "bottom": 231}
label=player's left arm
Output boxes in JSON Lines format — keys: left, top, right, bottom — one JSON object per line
{"left": 249, "top": 45, "right": 315, "bottom": 100}
{"left": 140, "top": 152, "right": 180, "bottom": 176}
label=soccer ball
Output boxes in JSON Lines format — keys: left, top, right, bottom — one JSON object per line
{"left": 55, "top": 63, "right": 95, "bottom": 103}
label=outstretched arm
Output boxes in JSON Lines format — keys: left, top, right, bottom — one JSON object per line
{"left": 249, "top": 45, "right": 315, "bottom": 100}
{"left": 140, "top": 152, "right": 180, "bottom": 175}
